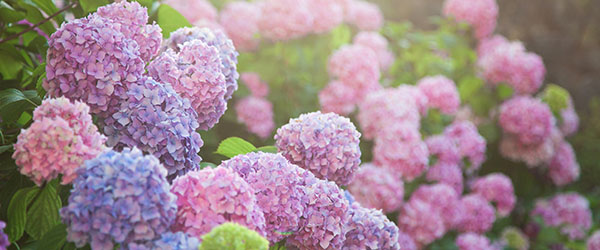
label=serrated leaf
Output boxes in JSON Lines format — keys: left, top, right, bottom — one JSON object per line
{"left": 155, "top": 4, "right": 191, "bottom": 37}
{"left": 253, "top": 146, "right": 277, "bottom": 154}
{"left": 78, "top": 0, "right": 109, "bottom": 14}
{"left": 25, "top": 184, "right": 62, "bottom": 240}
{"left": 215, "top": 137, "right": 257, "bottom": 158}
{"left": 6, "top": 186, "right": 39, "bottom": 242}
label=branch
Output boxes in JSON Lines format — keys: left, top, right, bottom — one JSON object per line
{"left": 0, "top": 2, "right": 77, "bottom": 45}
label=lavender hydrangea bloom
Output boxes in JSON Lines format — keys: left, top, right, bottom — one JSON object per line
{"left": 60, "top": 148, "right": 178, "bottom": 249}
{"left": 343, "top": 203, "right": 401, "bottom": 250}
{"left": 44, "top": 14, "right": 145, "bottom": 117}
{"left": 101, "top": 77, "right": 202, "bottom": 178}
{"left": 128, "top": 232, "right": 199, "bottom": 250}
{"left": 0, "top": 221, "right": 8, "bottom": 250}
{"left": 162, "top": 27, "right": 239, "bottom": 100}
{"left": 220, "top": 152, "right": 317, "bottom": 243}
{"left": 275, "top": 111, "right": 361, "bottom": 186}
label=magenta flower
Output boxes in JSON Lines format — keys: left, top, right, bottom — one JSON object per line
{"left": 444, "top": 120, "right": 487, "bottom": 172}
{"left": 410, "top": 184, "right": 463, "bottom": 228}
{"left": 471, "top": 173, "right": 516, "bottom": 217}
{"left": 358, "top": 88, "right": 420, "bottom": 140}
{"left": 548, "top": 141, "right": 580, "bottom": 186}
{"left": 499, "top": 96, "right": 555, "bottom": 145}
{"left": 531, "top": 193, "right": 592, "bottom": 240}
{"left": 328, "top": 45, "right": 381, "bottom": 101}
{"left": 343, "top": 203, "right": 401, "bottom": 250}
{"left": 397, "top": 199, "right": 446, "bottom": 247}
{"left": 457, "top": 194, "right": 496, "bottom": 233}
{"left": 373, "top": 125, "right": 429, "bottom": 181}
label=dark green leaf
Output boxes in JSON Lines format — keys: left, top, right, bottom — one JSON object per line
{"left": 22, "top": 223, "right": 68, "bottom": 250}
{"left": 0, "top": 145, "right": 13, "bottom": 154}
{"left": 253, "top": 146, "right": 277, "bottom": 154}
{"left": 6, "top": 186, "right": 39, "bottom": 242}
{"left": 155, "top": 4, "right": 191, "bottom": 37}
{"left": 31, "top": 0, "right": 63, "bottom": 24}
{"left": 0, "top": 5, "right": 26, "bottom": 23}
{"left": 25, "top": 183, "right": 62, "bottom": 239}
{"left": 199, "top": 162, "right": 217, "bottom": 169}
{"left": 78, "top": 0, "right": 109, "bottom": 14}
{"left": 215, "top": 137, "right": 256, "bottom": 158}
{"left": 0, "top": 48, "right": 23, "bottom": 80}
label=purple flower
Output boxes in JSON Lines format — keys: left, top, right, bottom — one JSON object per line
{"left": 0, "top": 221, "right": 8, "bottom": 250}
{"left": 343, "top": 203, "right": 401, "bottom": 250}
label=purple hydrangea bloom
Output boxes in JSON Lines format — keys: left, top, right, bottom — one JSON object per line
{"left": 343, "top": 203, "right": 401, "bottom": 250}
{"left": 0, "top": 221, "right": 8, "bottom": 250}
{"left": 275, "top": 111, "right": 362, "bottom": 186}
{"left": 44, "top": 13, "right": 145, "bottom": 117}
{"left": 220, "top": 152, "right": 317, "bottom": 243}
{"left": 101, "top": 77, "right": 203, "bottom": 178}
{"left": 128, "top": 232, "right": 200, "bottom": 250}
{"left": 60, "top": 148, "right": 178, "bottom": 249}
{"left": 162, "top": 27, "right": 239, "bottom": 101}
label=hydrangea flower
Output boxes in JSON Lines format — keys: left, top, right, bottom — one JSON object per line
{"left": 101, "top": 77, "right": 203, "bottom": 177}
{"left": 396, "top": 85, "right": 429, "bottom": 115}
{"left": 588, "top": 230, "right": 600, "bottom": 250}
{"left": 397, "top": 199, "right": 446, "bottom": 247}
{"left": 162, "top": 27, "right": 239, "bottom": 101}
{"left": 171, "top": 167, "right": 266, "bottom": 238}
{"left": 548, "top": 141, "right": 580, "bottom": 186}
{"left": 60, "top": 148, "right": 177, "bottom": 249}
{"left": 328, "top": 45, "right": 381, "bottom": 100}
{"left": 13, "top": 98, "right": 106, "bottom": 186}
{"left": 44, "top": 14, "right": 145, "bottom": 117}
{"left": 397, "top": 231, "right": 417, "bottom": 250}
{"left": 531, "top": 193, "right": 592, "bottom": 240}
{"left": 426, "top": 162, "right": 464, "bottom": 194}
{"left": 220, "top": 152, "right": 316, "bottom": 243}
{"left": 457, "top": 194, "right": 496, "bottom": 233}
{"left": 477, "top": 35, "right": 508, "bottom": 57}
{"left": 559, "top": 101, "right": 579, "bottom": 137}
{"left": 499, "top": 133, "right": 558, "bottom": 167}
{"left": 163, "top": 0, "right": 216, "bottom": 24}
{"left": 240, "top": 72, "right": 269, "bottom": 98}
{"left": 319, "top": 80, "right": 358, "bottom": 116}
{"left": 347, "top": 163, "right": 404, "bottom": 213}
{"left": 307, "top": 0, "right": 344, "bottom": 33}
{"left": 199, "top": 223, "right": 269, "bottom": 250}
{"left": 0, "top": 221, "right": 8, "bottom": 250}
{"left": 499, "top": 96, "right": 555, "bottom": 145}
{"left": 236, "top": 97, "right": 275, "bottom": 139}
{"left": 443, "top": 0, "right": 498, "bottom": 39}
{"left": 426, "top": 135, "right": 461, "bottom": 165}
{"left": 417, "top": 76, "right": 460, "bottom": 114}
{"left": 373, "top": 125, "right": 429, "bottom": 181}
{"left": 353, "top": 32, "right": 395, "bottom": 70}
{"left": 343, "top": 203, "right": 401, "bottom": 250}
{"left": 287, "top": 180, "right": 350, "bottom": 250}
{"left": 444, "top": 121, "right": 487, "bottom": 171}
{"left": 410, "top": 184, "right": 463, "bottom": 228}
{"left": 471, "top": 173, "right": 516, "bottom": 217}
{"left": 345, "top": 0, "right": 384, "bottom": 31}
{"left": 358, "top": 88, "right": 421, "bottom": 139}
{"left": 95, "top": 1, "right": 162, "bottom": 62}
{"left": 128, "top": 232, "right": 200, "bottom": 250}
{"left": 275, "top": 111, "right": 361, "bottom": 186}
{"left": 149, "top": 40, "right": 226, "bottom": 130}
{"left": 257, "top": 0, "right": 314, "bottom": 41}
{"left": 219, "top": 2, "right": 261, "bottom": 51}
{"left": 456, "top": 233, "right": 494, "bottom": 250}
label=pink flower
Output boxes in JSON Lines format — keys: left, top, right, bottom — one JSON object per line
{"left": 471, "top": 173, "right": 516, "bottom": 217}
{"left": 397, "top": 231, "right": 417, "bottom": 250}
{"left": 347, "top": 163, "right": 404, "bottom": 213}
{"left": 499, "top": 96, "right": 555, "bottom": 145}
{"left": 241, "top": 72, "right": 269, "bottom": 98}
{"left": 410, "top": 184, "right": 463, "bottom": 228}
{"left": 548, "top": 141, "right": 580, "bottom": 186}
{"left": 373, "top": 125, "right": 429, "bottom": 181}
{"left": 587, "top": 230, "right": 600, "bottom": 250}
{"left": 164, "top": 0, "right": 216, "bottom": 24}
{"left": 417, "top": 75, "right": 460, "bottom": 115}
{"left": 219, "top": 2, "right": 261, "bottom": 51}
{"left": 426, "top": 135, "right": 461, "bottom": 165}
{"left": 444, "top": 121, "right": 487, "bottom": 171}
{"left": 456, "top": 233, "right": 494, "bottom": 250}
{"left": 396, "top": 85, "right": 429, "bottom": 115}
{"left": 235, "top": 96, "right": 275, "bottom": 139}
{"left": 397, "top": 199, "right": 446, "bottom": 247}
{"left": 358, "top": 88, "right": 420, "bottom": 140}
{"left": 258, "top": 0, "right": 314, "bottom": 41}
{"left": 319, "top": 80, "right": 358, "bottom": 116}
{"left": 345, "top": 0, "right": 384, "bottom": 31}
{"left": 353, "top": 32, "right": 395, "bottom": 70}
{"left": 328, "top": 44, "right": 381, "bottom": 101}
{"left": 426, "top": 162, "right": 464, "bottom": 194}
{"left": 307, "top": 0, "right": 344, "bottom": 33}
{"left": 343, "top": 202, "right": 401, "bottom": 250}
{"left": 457, "top": 194, "right": 495, "bottom": 233}
{"left": 559, "top": 101, "right": 579, "bottom": 137}
{"left": 477, "top": 35, "right": 508, "bottom": 58}
{"left": 443, "top": 0, "right": 498, "bottom": 39}
{"left": 499, "top": 132, "right": 558, "bottom": 167}
{"left": 531, "top": 193, "right": 592, "bottom": 240}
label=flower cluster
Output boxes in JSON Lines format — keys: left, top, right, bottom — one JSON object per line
{"left": 171, "top": 167, "right": 266, "bottom": 238}
{"left": 101, "top": 77, "right": 203, "bottom": 177}
{"left": 426, "top": 162, "right": 464, "bottom": 194}
{"left": 417, "top": 75, "right": 461, "bottom": 115}
{"left": 471, "top": 173, "right": 516, "bottom": 217}
{"left": 455, "top": 233, "right": 494, "bottom": 250}
{"left": 13, "top": 97, "right": 106, "bottom": 186}
{"left": 548, "top": 141, "right": 580, "bottom": 186}
{"left": 319, "top": 80, "right": 358, "bottom": 115}
{"left": 236, "top": 97, "right": 275, "bottom": 139}
{"left": 443, "top": 0, "right": 498, "bottom": 39}
{"left": 353, "top": 32, "right": 395, "bottom": 70}
{"left": 531, "top": 193, "right": 592, "bottom": 240}
{"left": 220, "top": 152, "right": 316, "bottom": 243}
{"left": 347, "top": 163, "right": 404, "bottom": 213}
{"left": 443, "top": 120, "right": 487, "bottom": 171}
{"left": 60, "top": 148, "right": 177, "bottom": 249}
{"left": 275, "top": 111, "right": 361, "bottom": 186}
{"left": 257, "top": 0, "right": 314, "bottom": 41}
{"left": 307, "top": 0, "right": 345, "bottom": 34}
{"left": 397, "top": 199, "right": 446, "bottom": 247}
{"left": 328, "top": 45, "right": 381, "bottom": 101}
{"left": 241, "top": 72, "right": 269, "bottom": 98}
{"left": 588, "top": 230, "right": 600, "bottom": 250}
{"left": 499, "top": 96, "right": 555, "bottom": 145}
{"left": 0, "top": 221, "right": 8, "bottom": 250}
{"left": 149, "top": 39, "right": 227, "bottom": 130}
{"left": 499, "top": 129, "right": 560, "bottom": 167}
{"left": 397, "top": 231, "right": 418, "bottom": 250}
{"left": 358, "top": 88, "right": 420, "bottom": 139}
{"left": 343, "top": 203, "right": 401, "bottom": 250}
{"left": 219, "top": 2, "right": 261, "bottom": 51}
{"left": 372, "top": 125, "right": 429, "bottom": 181}
{"left": 164, "top": 0, "right": 217, "bottom": 24}
{"left": 199, "top": 223, "right": 269, "bottom": 250}
{"left": 410, "top": 184, "right": 463, "bottom": 229}
{"left": 457, "top": 194, "right": 496, "bottom": 233}
{"left": 345, "top": 0, "right": 384, "bottom": 31}
{"left": 129, "top": 232, "right": 200, "bottom": 250}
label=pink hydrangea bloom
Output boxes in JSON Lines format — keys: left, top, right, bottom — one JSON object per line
{"left": 443, "top": 0, "right": 498, "bottom": 39}
{"left": 235, "top": 96, "right": 275, "bottom": 139}
{"left": 587, "top": 230, "right": 600, "bottom": 250}
{"left": 287, "top": 180, "right": 350, "bottom": 250}
{"left": 397, "top": 199, "right": 446, "bottom": 247}
{"left": 13, "top": 98, "right": 106, "bottom": 186}
{"left": 347, "top": 163, "right": 404, "bottom": 213}
{"left": 457, "top": 194, "right": 496, "bottom": 233}
{"left": 328, "top": 44, "right": 381, "bottom": 100}
{"left": 456, "top": 233, "right": 494, "bottom": 250}
{"left": 427, "top": 162, "right": 464, "bottom": 195}
{"left": 477, "top": 35, "right": 508, "bottom": 58}
{"left": 426, "top": 135, "right": 461, "bottom": 164}
{"left": 343, "top": 203, "right": 401, "bottom": 250}
{"left": 353, "top": 32, "right": 395, "bottom": 70}
{"left": 531, "top": 193, "right": 592, "bottom": 240}
{"left": 220, "top": 152, "right": 316, "bottom": 243}
{"left": 444, "top": 121, "right": 487, "bottom": 171}
{"left": 417, "top": 76, "right": 460, "bottom": 114}
{"left": 219, "top": 2, "right": 261, "bottom": 51}
{"left": 560, "top": 103, "right": 579, "bottom": 137}
{"left": 164, "top": 0, "right": 216, "bottom": 24}
{"left": 258, "top": 0, "right": 314, "bottom": 41}
{"left": 396, "top": 85, "right": 429, "bottom": 115}
{"left": 471, "top": 173, "right": 516, "bottom": 217}
{"left": 410, "top": 184, "right": 463, "bottom": 228}
{"left": 548, "top": 141, "right": 580, "bottom": 186}
{"left": 275, "top": 111, "right": 361, "bottom": 185}
{"left": 499, "top": 133, "right": 557, "bottom": 167}
{"left": 499, "top": 96, "right": 555, "bottom": 145}
{"left": 171, "top": 167, "right": 266, "bottom": 238}
{"left": 319, "top": 80, "right": 358, "bottom": 116}
{"left": 373, "top": 126, "right": 429, "bottom": 181}
{"left": 148, "top": 39, "right": 227, "bottom": 130}
{"left": 358, "top": 88, "right": 421, "bottom": 139}
{"left": 345, "top": 0, "right": 384, "bottom": 31}
{"left": 307, "top": 0, "right": 344, "bottom": 33}
{"left": 240, "top": 72, "right": 269, "bottom": 98}
{"left": 397, "top": 231, "right": 417, "bottom": 250}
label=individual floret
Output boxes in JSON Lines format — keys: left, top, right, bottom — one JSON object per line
{"left": 347, "top": 163, "right": 404, "bottom": 213}
{"left": 199, "top": 223, "right": 269, "bottom": 250}
{"left": 236, "top": 97, "right": 275, "bottom": 139}
{"left": 471, "top": 173, "right": 516, "bottom": 217}
{"left": 343, "top": 203, "right": 401, "bottom": 250}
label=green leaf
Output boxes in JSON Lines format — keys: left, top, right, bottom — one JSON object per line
{"left": 496, "top": 83, "right": 514, "bottom": 100}
{"left": 155, "top": 4, "right": 191, "bottom": 37}
{"left": 25, "top": 183, "right": 62, "bottom": 240}
{"left": 330, "top": 24, "right": 351, "bottom": 49}
{"left": 22, "top": 223, "right": 68, "bottom": 250}
{"left": 31, "top": 0, "right": 63, "bottom": 23}
{"left": 6, "top": 186, "right": 39, "bottom": 242}
{"left": 199, "top": 162, "right": 217, "bottom": 169}
{"left": 0, "top": 145, "right": 13, "bottom": 154}
{"left": 0, "top": 47, "right": 23, "bottom": 80}
{"left": 458, "top": 75, "right": 483, "bottom": 100}
{"left": 253, "top": 146, "right": 277, "bottom": 154}
{"left": 0, "top": 89, "right": 40, "bottom": 124}
{"left": 541, "top": 84, "right": 570, "bottom": 115}
{"left": 78, "top": 0, "right": 109, "bottom": 14}
{"left": 215, "top": 137, "right": 257, "bottom": 158}
{"left": 0, "top": 4, "right": 26, "bottom": 23}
